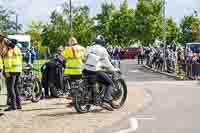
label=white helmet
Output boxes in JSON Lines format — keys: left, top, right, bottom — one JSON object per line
{"left": 95, "top": 35, "right": 106, "bottom": 45}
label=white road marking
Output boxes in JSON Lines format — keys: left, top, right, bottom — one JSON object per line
{"left": 114, "top": 116, "right": 155, "bottom": 133}
{"left": 129, "top": 69, "right": 140, "bottom": 73}
{"left": 136, "top": 117, "right": 156, "bottom": 120}
{"left": 114, "top": 117, "right": 138, "bottom": 133}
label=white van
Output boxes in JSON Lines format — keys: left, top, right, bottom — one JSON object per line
{"left": 7, "top": 34, "right": 31, "bottom": 50}
{"left": 8, "top": 34, "right": 32, "bottom": 63}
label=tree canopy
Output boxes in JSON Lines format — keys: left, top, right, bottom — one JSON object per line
{"left": 2, "top": 0, "right": 199, "bottom": 52}
{"left": 0, "top": 6, "right": 22, "bottom": 34}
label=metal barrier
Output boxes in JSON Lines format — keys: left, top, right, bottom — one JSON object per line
{"left": 186, "top": 64, "right": 200, "bottom": 80}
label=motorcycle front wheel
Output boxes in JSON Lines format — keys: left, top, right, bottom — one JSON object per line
{"left": 112, "top": 79, "right": 127, "bottom": 109}
{"left": 31, "top": 77, "right": 42, "bottom": 103}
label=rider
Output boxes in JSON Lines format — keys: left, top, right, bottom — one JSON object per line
{"left": 83, "top": 35, "right": 119, "bottom": 111}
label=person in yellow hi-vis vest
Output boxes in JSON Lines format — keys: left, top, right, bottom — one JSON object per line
{"left": 63, "top": 37, "right": 85, "bottom": 107}
{"left": 0, "top": 35, "right": 4, "bottom": 72}
{"left": 63, "top": 37, "right": 85, "bottom": 78}
{"left": 0, "top": 44, "right": 4, "bottom": 101}
{"left": 0, "top": 56, "right": 3, "bottom": 75}
{"left": 2, "top": 38, "right": 23, "bottom": 111}
{"left": 0, "top": 36, "right": 4, "bottom": 111}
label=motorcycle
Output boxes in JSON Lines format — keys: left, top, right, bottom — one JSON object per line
{"left": 72, "top": 69, "right": 127, "bottom": 113}
{"left": 42, "top": 60, "right": 78, "bottom": 98}
{"left": 17, "top": 64, "right": 42, "bottom": 103}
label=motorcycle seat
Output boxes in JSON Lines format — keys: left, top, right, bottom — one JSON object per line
{"left": 64, "top": 75, "right": 82, "bottom": 80}
{"left": 23, "top": 64, "right": 33, "bottom": 71}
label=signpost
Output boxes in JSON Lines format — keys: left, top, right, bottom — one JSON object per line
{"left": 162, "top": 0, "right": 167, "bottom": 71}
{"left": 69, "top": 0, "right": 73, "bottom": 35}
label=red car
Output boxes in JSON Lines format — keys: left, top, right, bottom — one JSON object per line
{"left": 120, "top": 48, "right": 140, "bottom": 59}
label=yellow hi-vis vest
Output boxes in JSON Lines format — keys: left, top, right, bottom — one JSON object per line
{"left": 63, "top": 45, "right": 85, "bottom": 75}
{"left": 4, "top": 47, "right": 22, "bottom": 73}
{"left": 0, "top": 56, "right": 3, "bottom": 70}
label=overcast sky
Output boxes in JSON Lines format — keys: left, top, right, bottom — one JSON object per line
{"left": 1, "top": 0, "right": 200, "bottom": 31}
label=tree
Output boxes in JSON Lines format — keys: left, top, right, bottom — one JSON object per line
{"left": 27, "top": 21, "right": 46, "bottom": 58}
{"left": 95, "top": 3, "right": 116, "bottom": 36}
{"left": 179, "top": 15, "right": 200, "bottom": 44}
{"left": 134, "top": 0, "right": 163, "bottom": 45}
{"left": 27, "top": 21, "right": 44, "bottom": 42}
{"left": 192, "top": 20, "right": 200, "bottom": 41}
{"left": 0, "top": 6, "right": 22, "bottom": 34}
{"left": 165, "top": 17, "right": 180, "bottom": 44}
{"left": 108, "top": 0, "right": 135, "bottom": 47}
{"left": 41, "top": 10, "right": 70, "bottom": 52}
{"left": 41, "top": 3, "right": 94, "bottom": 52}
{"left": 72, "top": 6, "right": 94, "bottom": 46}
{"left": 94, "top": 0, "right": 136, "bottom": 47}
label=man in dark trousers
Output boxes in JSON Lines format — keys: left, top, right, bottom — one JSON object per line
{"left": 138, "top": 46, "right": 144, "bottom": 64}
{"left": 2, "top": 38, "right": 23, "bottom": 111}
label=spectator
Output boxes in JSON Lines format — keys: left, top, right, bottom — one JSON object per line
{"left": 31, "top": 45, "right": 37, "bottom": 64}
{"left": 145, "top": 47, "right": 151, "bottom": 66}
{"left": 191, "top": 54, "right": 199, "bottom": 80}
{"left": 176, "top": 48, "right": 186, "bottom": 80}
{"left": 138, "top": 46, "right": 144, "bottom": 64}
{"left": 53, "top": 46, "right": 64, "bottom": 64}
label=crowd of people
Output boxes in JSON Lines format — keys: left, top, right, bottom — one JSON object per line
{"left": 0, "top": 34, "right": 120, "bottom": 112}
{"left": 136, "top": 43, "right": 200, "bottom": 80}
{"left": 137, "top": 44, "right": 177, "bottom": 73}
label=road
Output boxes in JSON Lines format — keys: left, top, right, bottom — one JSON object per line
{"left": 99, "top": 60, "right": 200, "bottom": 133}
{"left": 0, "top": 60, "right": 199, "bottom": 133}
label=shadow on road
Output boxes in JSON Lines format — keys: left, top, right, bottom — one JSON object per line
{"left": 38, "top": 108, "right": 109, "bottom": 117}
{"left": 0, "top": 105, "right": 7, "bottom": 107}
{"left": 51, "top": 102, "right": 68, "bottom": 106}
{"left": 38, "top": 111, "right": 79, "bottom": 117}
{"left": 21, "top": 107, "right": 65, "bottom": 112}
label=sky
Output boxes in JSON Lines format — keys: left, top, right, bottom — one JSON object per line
{"left": 1, "top": 0, "right": 200, "bottom": 31}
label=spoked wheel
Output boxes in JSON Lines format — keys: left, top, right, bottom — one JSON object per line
{"left": 112, "top": 79, "right": 127, "bottom": 109}
{"left": 73, "top": 94, "right": 91, "bottom": 113}
{"left": 31, "top": 77, "right": 42, "bottom": 103}
{"left": 73, "top": 81, "right": 91, "bottom": 113}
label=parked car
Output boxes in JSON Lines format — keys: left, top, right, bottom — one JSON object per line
{"left": 185, "top": 42, "right": 200, "bottom": 53}
{"left": 120, "top": 48, "right": 140, "bottom": 59}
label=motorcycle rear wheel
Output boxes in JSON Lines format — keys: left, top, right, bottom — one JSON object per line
{"left": 73, "top": 82, "right": 91, "bottom": 113}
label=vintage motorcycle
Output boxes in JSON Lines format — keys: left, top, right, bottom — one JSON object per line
{"left": 42, "top": 59, "right": 79, "bottom": 98}
{"left": 72, "top": 69, "right": 127, "bottom": 113}
{"left": 17, "top": 64, "right": 42, "bottom": 102}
